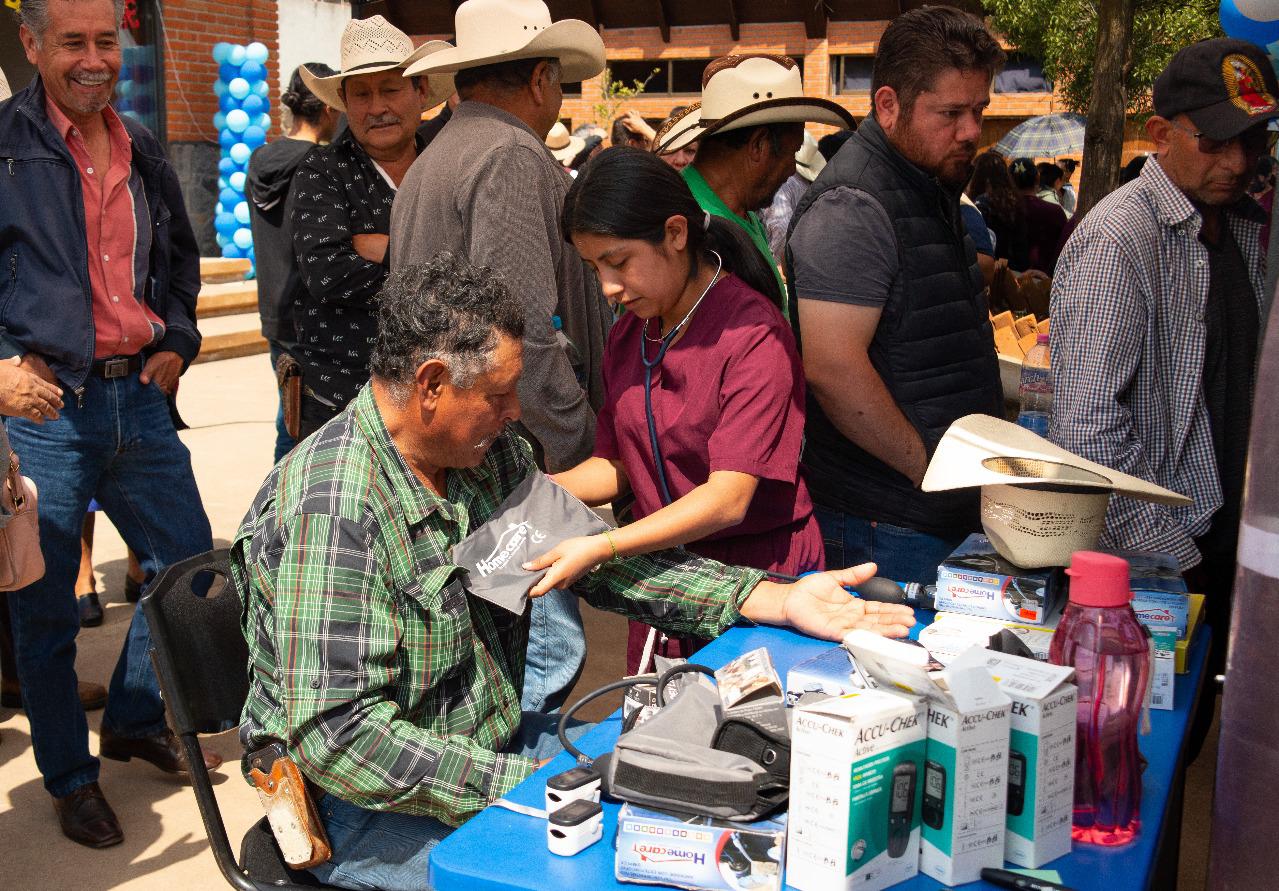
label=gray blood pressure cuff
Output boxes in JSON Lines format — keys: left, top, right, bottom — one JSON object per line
{"left": 451, "top": 470, "right": 611, "bottom": 614}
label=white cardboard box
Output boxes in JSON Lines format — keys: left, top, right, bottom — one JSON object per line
{"left": 787, "top": 689, "right": 927, "bottom": 891}
{"left": 844, "top": 631, "right": 1012, "bottom": 886}
{"left": 950, "top": 648, "right": 1077, "bottom": 867}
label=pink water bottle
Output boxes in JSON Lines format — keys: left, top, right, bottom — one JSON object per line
{"left": 1049, "top": 551, "right": 1150, "bottom": 846}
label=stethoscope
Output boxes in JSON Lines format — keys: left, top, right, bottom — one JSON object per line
{"left": 639, "top": 251, "right": 723, "bottom": 506}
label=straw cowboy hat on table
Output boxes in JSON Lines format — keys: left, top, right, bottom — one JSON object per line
{"left": 300, "top": 16, "right": 454, "bottom": 113}
{"left": 546, "top": 122, "right": 585, "bottom": 163}
{"left": 405, "top": 0, "right": 605, "bottom": 82}
{"left": 922, "top": 414, "right": 1190, "bottom": 568}
{"left": 655, "top": 54, "right": 856, "bottom": 154}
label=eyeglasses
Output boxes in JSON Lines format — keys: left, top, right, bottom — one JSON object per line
{"left": 1169, "top": 119, "right": 1278, "bottom": 156}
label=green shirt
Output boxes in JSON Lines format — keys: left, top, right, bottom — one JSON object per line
{"left": 232, "top": 386, "right": 763, "bottom": 825}
{"left": 683, "top": 164, "right": 789, "bottom": 319}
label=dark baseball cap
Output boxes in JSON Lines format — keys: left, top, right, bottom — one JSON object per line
{"left": 1154, "top": 38, "right": 1279, "bottom": 140}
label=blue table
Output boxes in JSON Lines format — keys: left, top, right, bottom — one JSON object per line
{"left": 430, "top": 618, "right": 1210, "bottom": 891}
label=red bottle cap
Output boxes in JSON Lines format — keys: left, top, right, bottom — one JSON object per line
{"left": 1066, "top": 551, "right": 1132, "bottom": 607}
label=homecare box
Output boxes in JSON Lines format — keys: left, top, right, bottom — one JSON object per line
{"left": 846, "top": 631, "right": 1011, "bottom": 886}
{"left": 1104, "top": 548, "right": 1190, "bottom": 639}
{"left": 935, "top": 534, "right": 1065, "bottom": 625}
{"left": 615, "top": 804, "right": 786, "bottom": 891}
{"left": 787, "top": 689, "right": 926, "bottom": 891}
{"left": 951, "top": 648, "right": 1077, "bottom": 867}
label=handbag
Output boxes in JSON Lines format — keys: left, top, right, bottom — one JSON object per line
{"left": 275, "top": 351, "right": 302, "bottom": 440}
{"left": 0, "top": 443, "right": 44, "bottom": 591}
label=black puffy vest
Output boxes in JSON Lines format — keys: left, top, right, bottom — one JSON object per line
{"left": 785, "top": 118, "right": 1002, "bottom": 535}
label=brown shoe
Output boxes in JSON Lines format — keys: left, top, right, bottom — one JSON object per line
{"left": 99, "top": 725, "right": 223, "bottom": 775}
{"left": 0, "top": 679, "right": 107, "bottom": 712}
{"left": 53, "top": 782, "right": 123, "bottom": 848}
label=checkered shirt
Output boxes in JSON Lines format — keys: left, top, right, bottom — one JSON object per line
{"left": 1048, "top": 156, "right": 1266, "bottom": 569}
{"left": 232, "top": 386, "right": 762, "bottom": 824}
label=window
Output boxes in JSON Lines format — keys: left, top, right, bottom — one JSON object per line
{"left": 113, "top": 0, "right": 164, "bottom": 139}
{"left": 832, "top": 55, "right": 874, "bottom": 95}
{"left": 994, "top": 53, "right": 1050, "bottom": 93}
{"left": 606, "top": 57, "right": 804, "bottom": 96}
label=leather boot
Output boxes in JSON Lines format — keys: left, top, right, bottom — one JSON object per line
{"left": 53, "top": 782, "right": 124, "bottom": 848}
{"left": 100, "top": 725, "right": 223, "bottom": 776}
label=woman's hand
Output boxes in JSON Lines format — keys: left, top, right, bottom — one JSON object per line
{"left": 524, "top": 534, "right": 615, "bottom": 598}
{"left": 0, "top": 356, "right": 63, "bottom": 422}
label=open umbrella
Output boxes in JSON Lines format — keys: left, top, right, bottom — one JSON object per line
{"left": 994, "top": 113, "right": 1086, "bottom": 157}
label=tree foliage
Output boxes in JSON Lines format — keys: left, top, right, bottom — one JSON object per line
{"left": 986, "top": 0, "right": 1223, "bottom": 114}
{"left": 592, "top": 66, "right": 660, "bottom": 126}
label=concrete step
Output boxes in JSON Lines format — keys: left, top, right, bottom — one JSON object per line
{"left": 196, "top": 310, "right": 267, "bottom": 364}
{"left": 198, "top": 280, "right": 258, "bottom": 319}
{"left": 200, "top": 256, "right": 251, "bottom": 284}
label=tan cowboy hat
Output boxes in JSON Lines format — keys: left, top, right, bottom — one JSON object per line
{"left": 300, "top": 16, "right": 454, "bottom": 113}
{"left": 405, "top": 0, "right": 605, "bottom": 83}
{"left": 922, "top": 414, "right": 1190, "bottom": 504}
{"left": 795, "top": 131, "right": 825, "bottom": 182}
{"left": 655, "top": 55, "right": 855, "bottom": 153}
{"left": 546, "top": 122, "right": 585, "bottom": 163}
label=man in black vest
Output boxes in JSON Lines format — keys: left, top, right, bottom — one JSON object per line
{"left": 786, "top": 7, "right": 1005, "bottom": 584}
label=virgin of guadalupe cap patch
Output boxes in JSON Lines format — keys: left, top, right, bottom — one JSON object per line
{"left": 1223, "top": 54, "right": 1278, "bottom": 115}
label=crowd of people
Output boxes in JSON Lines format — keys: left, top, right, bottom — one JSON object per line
{"left": 0, "top": 0, "right": 1272, "bottom": 887}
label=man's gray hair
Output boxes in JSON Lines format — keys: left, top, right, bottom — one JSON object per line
{"left": 370, "top": 254, "right": 526, "bottom": 398}
{"left": 453, "top": 57, "right": 561, "bottom": 99}
{"left": 17, "top": 0, "right": 126, "bottom": 41}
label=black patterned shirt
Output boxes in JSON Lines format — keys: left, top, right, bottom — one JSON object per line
{"left": 290, "top": 130, "right": 417, "bottom": 410}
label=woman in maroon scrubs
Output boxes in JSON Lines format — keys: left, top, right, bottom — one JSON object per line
{"left": 526, "top": 147, "right": 825, "bottom": 673}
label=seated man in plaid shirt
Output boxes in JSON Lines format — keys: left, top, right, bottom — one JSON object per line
{"left": 231, "top": 253, "right": 915, "bottom": 890}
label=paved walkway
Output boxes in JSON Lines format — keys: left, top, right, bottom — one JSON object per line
{"left": 0, "top": 355, "right": 1211, "bottom": 889}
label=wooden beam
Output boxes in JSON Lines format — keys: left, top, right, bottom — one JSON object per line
{"left": 725, "top": 0, "right": 740, "bottom": 42}
{"left": 803, "top": 0, "right": 828, "bottom": 40}
{"left": 653, "top": 0, "right": 671, "bottom": 43}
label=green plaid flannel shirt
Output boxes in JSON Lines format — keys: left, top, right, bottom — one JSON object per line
{"left": 233, "top": 386, "right": 763, "bottom": 826}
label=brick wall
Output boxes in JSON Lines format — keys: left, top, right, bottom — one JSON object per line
{"left": 161, "top": 0, "right": 280, "bottom": 144}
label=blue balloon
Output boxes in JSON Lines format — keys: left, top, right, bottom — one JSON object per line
{"left": 222, "top": 243, "right": 244, "bottom": 259}
{"left": 218, "top": 156, "right": 236, "bottom": 176}
{"left": 117, "top": 66, "right": 133, "bottom": 86}
{"left": 213, "top": 111, "right": 227, "bottom": 131}
{"left": 254, "top": 113, "right": 271, "bottom": 130}
{"left": 228, "top": 77, "right": 251, "bottom": 100}
{"left": 218, "top": 176, "right": 228, "bottom": 190}
{"left": 240, "top": 61, "right": 266, "bottom": 83}
{"left": 230, "top": 142, "right": 252, "bottom": 166}
{"left": 215, "top": 212, "right": 238, "bottom": 237}
{"left": 246, "top": 41, "right": 269, "bottom": 65}
{"left": 242, "top": 125, "right": 267, "bottom": 149}
{"left": 214, "top": 79, "right": 228, "bottom": 97}
{"left": 225, "top": 108, "right": 250, "bottom": 133}
{"left": 219, "top": 186, "right": 240, "bottom": 207}
{"left": 115, "top": 97, "right": 132, "bottom": 113}
{"left": 219, "top": 93, "right": 238, "bottom": 113}
{"left": 252, "top": 80, "right": 270, "bottom": 99}
{"left": 219, "top": 129, "right": 237, "bottom": 150}
{"left": 219, "top": 63, "right": 241, "bottom": 83}
{"left": 216, "top": 232, "right": 230, "bottom": 248}
{"left": 229, "top": 45, "right": 247, "bottom": 67}
{"left": 234, "top": 202, "right": 251, "bottom": 225}
{"left": 229, "top": 171, "right": 247, "bottom": 191}
{"left": 1220, "top": 0, "right": 1279, "bottom": 46}
{"left": 212, "top": 42, "right": 231, "bottom": 64}
{"left": 233, "top": 226, "right": 253, "bottom": 249}
{"left": 241, "top": 93, "right": 265, "bottom": 116}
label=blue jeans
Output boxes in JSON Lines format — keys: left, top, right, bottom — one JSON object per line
{"left": 814, "top": 508, "right": 965, "bottom": 585}
{"left": 520, "top": 588, "right": 586, "bottom": 714}
{"left": 310, "top": 713, "right": 592, "bottom": 891}
{"left": 268, "top": 343, "right": 297, "bottom": 463}
{"left": 4, "top": 371, "right": 212, "bottom": 798}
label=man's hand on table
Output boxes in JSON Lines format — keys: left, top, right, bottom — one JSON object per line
{"left": 740, "top": 563, "right": 916, "bottom": 641}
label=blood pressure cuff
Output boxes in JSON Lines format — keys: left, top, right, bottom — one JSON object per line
{"left": 596, "top": 684, "right": 789, "bottom": 821}
{"left": 451, "top": 470, "right": 611, "bottom": 614}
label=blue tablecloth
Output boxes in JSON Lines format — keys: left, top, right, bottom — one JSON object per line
{"left": 430, "top": 617, "right": 1210, "bottom": 891}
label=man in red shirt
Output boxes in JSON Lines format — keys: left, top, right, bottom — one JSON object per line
{"left": 1, "top": 0, "right": 215, "bottom": 848}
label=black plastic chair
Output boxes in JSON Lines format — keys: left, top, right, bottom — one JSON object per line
{"left": 142, "top": 548, "right": 329, "bottom": 890}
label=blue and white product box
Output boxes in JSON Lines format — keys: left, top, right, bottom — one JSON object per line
{"left": 784, "top": 645, "right": 866, "bottom": 707}
{"left": 950, "top": 648, "right": 1077, "bottom": 868}
{"left": 846, "top": 631, "right": 1012, "bottom": 886}
{"left": 1103, "top": 548, "right": 1190, "bottom": 639}
{"left": 787, "top": 688, "right": 927, "bottom": 891}
{"left": 934, "top": 534, "right": 1065, "bottom": 625}
{"left": 918, "top": 611, "right": 1058, "bottom": 664}
{"left": 615, "top": 804, "right": 786, "bottom": 891}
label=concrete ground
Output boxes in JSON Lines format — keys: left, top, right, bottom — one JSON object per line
{"left": 0, "top": 354, "right": 1214, "bottom": 889}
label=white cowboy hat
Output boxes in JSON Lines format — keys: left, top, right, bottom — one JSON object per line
{"left": 922, "top": 414, "right": 1190, "bottom": 504}
{"left": 405, "top": 0, "right": 605, "bottom": 83}
{"left": 655, "top": 55, "right": 855, "bottom": 153}
{"left": 546, "top": 122, "right": 585, "bottom": 163}
{"left": 795, "top": 131, "right": 825, "bottom": 182}
{"left": 300, "top": 16, "right": 454, "bottom": 113}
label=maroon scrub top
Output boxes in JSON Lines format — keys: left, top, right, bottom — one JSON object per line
{"left": 594, "top": 272, "right": 824, "bottom": 575}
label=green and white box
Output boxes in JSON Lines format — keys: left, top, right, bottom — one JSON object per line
{"left": 950, "top": 647, "right": 1077, "bottom": 867}
{"left": 787, "top": 689, "right": 927, "bottom": 891}
{"left": 844, "top": 631, "right": 1011, "bottom": 886}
